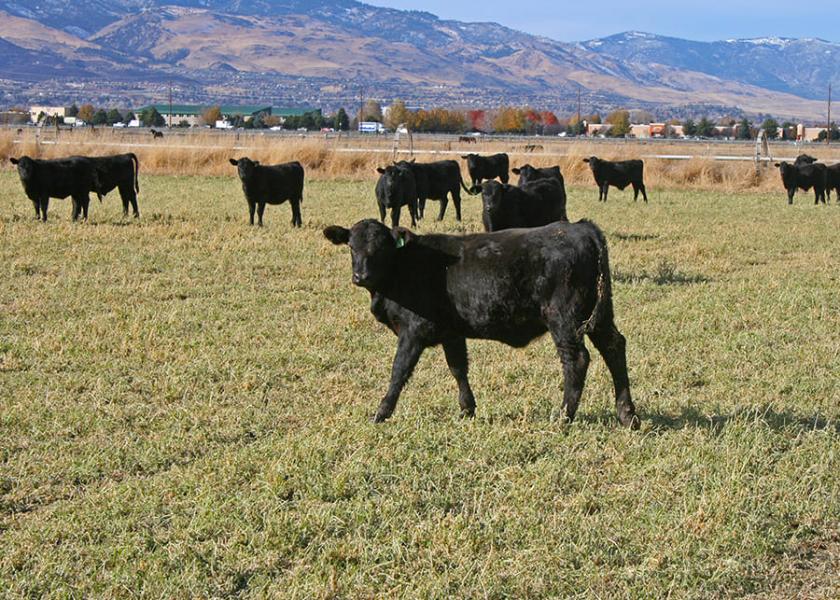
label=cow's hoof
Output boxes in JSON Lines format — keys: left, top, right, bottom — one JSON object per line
{"left": 620, "top": 413, "right": 641, "bottom": 430}
{"left": 371, "top": 411, "right": 391, "bottom": 424}
{"left": 459, "top": 409, "right": 475, "bottom": 419}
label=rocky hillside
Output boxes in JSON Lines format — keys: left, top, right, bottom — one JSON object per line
{"left": 0, "top": 0, "right": 835, "bottom": 119}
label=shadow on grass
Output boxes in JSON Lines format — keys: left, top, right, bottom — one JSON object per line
{"left": 646, "top": 405, "right": 839, "bottom": 435}
{"left": 614, "top": 259, "right": 710, "bottom": 286}
{"left": 575, "top": 405, "right": 838, "bottom": 435}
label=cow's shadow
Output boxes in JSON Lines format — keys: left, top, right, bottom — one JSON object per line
{"left": 613, "top": 262, "right": 710, "bottom": 286}
{"left": 578, "top": 405, "right": 838, "bottom": 435}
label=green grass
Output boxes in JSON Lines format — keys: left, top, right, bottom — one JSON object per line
{"left": 1, "top": 172, "right": 838, "bottom": 598}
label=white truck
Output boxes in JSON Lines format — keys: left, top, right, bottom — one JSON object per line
{"left": 358, "top": 121, "right": 385, "bottom": 134}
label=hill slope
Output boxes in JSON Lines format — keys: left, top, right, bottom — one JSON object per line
{"left": 0, "top": 0, "right": 835, "bottom": 119}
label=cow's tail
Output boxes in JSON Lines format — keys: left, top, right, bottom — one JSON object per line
{"left": 130, "top": 153, "right": 140, "bottom": 194}
{"left": 577, "top": 221, "right": 613, "bottom": 338}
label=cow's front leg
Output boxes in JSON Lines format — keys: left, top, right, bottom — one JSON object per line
{"left": 248, "top": 201, "right": 256, "bottom": 225}
{"left": 443, "top": 337, "right": 476, "bottom": 418}
{"left": 452, "top": 191, "right": 463, "bottom": 221}
{"left": 31, "top": 199, "right": 39, "bottom": 219}
{"left": 374, "top": 333, "right": 425, "bottom": 423}
{"left": 71, "top": 197, "right": 81, "bottom": 221}
{"left": 256, "top": 202, "right": 266, "bottom": 227}
{"left": 437, "top": 196, "right": 448, "bottom": 221}
{"left": 39, "top": 197, "right": 49, "bottom": 222}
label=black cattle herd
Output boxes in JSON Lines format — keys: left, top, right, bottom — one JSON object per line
{"left": 5, "top": 150, "right": 836, "bottom": 426}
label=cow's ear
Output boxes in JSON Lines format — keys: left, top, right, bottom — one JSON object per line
{"left": 391, "top": 227, "right": 415, "bottom": 249}
{"left": 511, "top": 167, "right": 521, "bottom": 174}
{"left": 583, "top": 158, "right": 590, "bottom": 163}
{"left": 410, "top": 158, "right": 416, "bottom": 163}
{"left": 253, "top": 161, "right": 260, "bottom": 166}
{"left": 774, "top": 163, "right": 781, "bottom": 168}
{"left": 323, "top": 225, "right": 350, "bottom": 245}
{"left": 229, "top": 158, "right": 238, "bottom": 166}
{"left": 461, "top": 155, "right": 468, "bottom": 159}
{"left": 10, "top": 157, "right": 19, "bottom": 164}
{"left": 377, "top": 167, "right": 386, "bottom": 174}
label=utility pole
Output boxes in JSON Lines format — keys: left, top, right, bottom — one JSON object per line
{"left": 358, "top": 85, "right": 365, "bottom": 130}
{"left": 168, "top": 80, "right": 173, "bottom": 129}
{"left": 577, "top": 85, "right": 582, "bottom": 136}
{"left": 827, "top": 83, "right": 832, "bottom": 146}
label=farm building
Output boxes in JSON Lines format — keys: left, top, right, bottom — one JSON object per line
{"left": 29, "top": 106, "right": 67, "bottom": 123}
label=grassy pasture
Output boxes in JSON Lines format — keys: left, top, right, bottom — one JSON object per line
{"left": 0, "top": 171, "right": 838, "bottom": 598}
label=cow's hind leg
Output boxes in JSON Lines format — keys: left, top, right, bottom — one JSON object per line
{"left": 81, "top": 197, "right": 90, "bottom": 221}
{"left": 548, "top": 320, "right": 590, "bottom": 424}
{"left": 417, "top": 197, "right": 426, "bottom": 220}
{"left": 587, "top": 324, "right": 639, "bottom": 429}
{"left": 443, "top": 337, "right": 476, "bottom": 418}
{"left": 71, "top": 197, "right": 81, "bottom": 222}
{"left": 374, "top": 333, "right": 425, "bottom": 423}
{"left": 640, "top": 183, "right": 648, "bottom": 203}
{"left": 290, "top": 199, "right": 302, "bottom": 227}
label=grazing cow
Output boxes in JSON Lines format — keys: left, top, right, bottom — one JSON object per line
{"left": 583, "top": 157, "right": 648, "bottom": 202}
{"left": 459, "top": 136, "right": 478, "bottom": 144}
{"left": 512, "top": 164, "right": 563, "bottom": 187}
{"left": 10, "top": 156, "right": 100, "bottom": 222}
{"left": 481, "top": 179, "right": 567, "bottom": 232}
{"left": 229, "top": 157, "right": 304, "bottom": 226}
{"left": 774, "top": 161, "right": 827, "bottom": 204}
{"left": 375, "top": 164, "right": 418, "bottom": 227}
{"left": 461, "top": 153, "right": 510, "bottom": 193}
{"left": 323, "top": 219, "right": 639, "bottom": 428}
{"left": 394, "top": 159, "right": 472, "bottom": 221}
{"left": 84, "top": 153, "right": 141, "bottom": 218}
{"left": 524, "top": 144, "right": 544, "bottom": 153}
{"left": 150, "top": 129, "right": 164, "bottom": 139}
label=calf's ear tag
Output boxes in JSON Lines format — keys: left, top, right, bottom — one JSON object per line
{"left": 395, "top": 235, "right": 406, "bottom": 249}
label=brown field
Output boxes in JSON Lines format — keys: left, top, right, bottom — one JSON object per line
{"left": 4, "top": 127, "right": 840, "bottom": 193}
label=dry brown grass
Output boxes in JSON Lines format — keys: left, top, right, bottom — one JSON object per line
{"left": 2, "top": 127, "right": 833, "bottom": 193}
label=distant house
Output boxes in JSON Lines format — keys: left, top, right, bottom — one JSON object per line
{"left": 133, "top": 105, "right": 315, "bottom": 127}
{"left": 29, "top": 106, "right": 67, "bottom": 124}
{"left": 796, "top": 124, "right": 827, "bottom": 142}
{"left": 587, "top": 123, "right": 613, "bottom": 137}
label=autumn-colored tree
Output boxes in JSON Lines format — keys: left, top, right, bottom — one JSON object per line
{"left": 201, "top": 106, "right": 223, "bottom": 126}
{"left": 468, "top": 110, "right": 486, "bottom": 131}
{"left": 262, "top": 115, "right": 282, "bottom": 128}
{"left": 605, "top": 110, "right": 631, "bottom": 137}
{"left": 541, "top": 111, "right": 559, "bottom": 126}
{"left": 77, "top": 103, "right": 95, "bottom": 124}
{"left": 493, "top": 107, "right": 526, "bottom": 133}
{"left": 386, "top": 100, "right": 410, "bottom": 130}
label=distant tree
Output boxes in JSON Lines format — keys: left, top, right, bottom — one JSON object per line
{"left": 201, "top": 106, "right": 222, "bottom": 127}
{"left": 66, "top": 103, "right": 79, "bottom": 118}
{"left": 737, "top": 117, "right": 752, "bottom": 140}
{"left": 124, "top": 111, "right": 136, "bottom": 122}
{"left": 361, "top": 100, "right": 383, "bottom": 123}
{"left": 682, "top": 118, "right": 698, "bottom": 137}
{"left": 386, "top": 100, "right": 410, "bottom": 130}
{"left": 468, "top": 109, "right": 486, "bottom": 131}
{"left": 606, "top": 110, "right": 631, "bottom": 137}
{"left": 817, "top": 123, "right": 840, "bottom": 141}
{"left": 696, "top": 116, "right": 715, "bottom": 137}
{"left": 493, "top": 106, "right": 525, "bottom": 133}
{"left": 588, "top": 113, "right": 602, "bottom": 124}
{"left": 334, "top": 108, "right": 350, "bottom": 131}
{"left": 140, "top": 107, "right": 165, "bottom": 127}
{"left": 177, "top": 119, "right": 191, "bottom": 128}
{"left": 77, "top": 103, "right": 95, "bottom": 124}
{"left": 761, "top": 118, "right": 780, "bottom": 140}
{"left": 92, "top": 109, "right": 108, "bottom": 126}
{"left": 106, "top": 108, "right": 123, "bottom": 125}
{"left": 262, "top": 115, "right": 282, "bottom": 128}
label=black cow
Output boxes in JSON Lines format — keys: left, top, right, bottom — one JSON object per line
{"left": 84, "top": 153, "right": 140, "bottom": 218}
{"left": 461, "top": 153, "right": 509, "bottom": 192}
{"left": 481, "top": 179, "right": 567, "bottom": 232}
{"left": 375, "top": 164, "right": 418, "bottom": 227}
{"left": 230, "top": 157, "right": 304, "bottom": 226}
{"left": 395, "top": 159, "right": 472, "bottom": 221}
{"left": 827, "top": 164, "right": 840, "bottom": 201}
{"left": 583, "top": 157, "right": 648, "bottom": 202}
{"left": 512, "top": 164, "right": 563, "bottom": 187}
{"left": 150, "top": 129, "right": 164, "bottom": 139}
{"left": 10, "top": 156, "right": 100, "bottom": 222}
{"left": 775, "top": 161, "right": 827, "bottom": 204}
{"left": 793, "top": 154, "right": 818, "bottom": 166}
{"left": 323, "top": 219, "right": 639, "bottom": 428}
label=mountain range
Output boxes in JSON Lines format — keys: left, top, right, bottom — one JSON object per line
{"left": 0, "top": 0, "right": 836, "bottom": 120}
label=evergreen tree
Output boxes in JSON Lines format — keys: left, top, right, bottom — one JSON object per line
{"left": 92, "top": 109, "right": 108, "bottom": 126}
{"left": 761, "top": 118, "right": 780, "bottom": 140}
{"left": 335, "top": 108, "right": 350, "bottom": 131}
{"left": 682, "top": 118, "right": 697, "bottom": 137}
{"left": 106, "top": 108, "right": 123, "bottom": 124}
{"left": 696, "top": 116, "right": 715, "bottom": 137}
{"left": 737, "top": 118, "right": 752, "bottom": 140}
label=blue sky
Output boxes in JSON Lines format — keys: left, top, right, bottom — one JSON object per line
{"left": 366, "top": 1, "right": 838, "bottom": 42}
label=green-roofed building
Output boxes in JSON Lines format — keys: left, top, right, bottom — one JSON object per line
{"left": 135, "top": 105, "right": 318, "bottom": 127}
